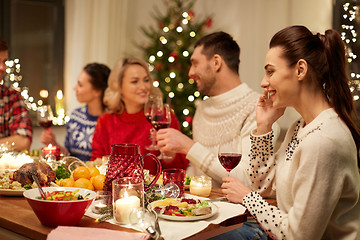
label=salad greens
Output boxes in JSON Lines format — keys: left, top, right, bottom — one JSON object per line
{"left": 55, "top": 166, "right": 70, "bottom": 180}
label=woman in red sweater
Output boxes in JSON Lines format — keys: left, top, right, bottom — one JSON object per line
{"left": 91, "top": 58, "right": 188, "bottom": 174}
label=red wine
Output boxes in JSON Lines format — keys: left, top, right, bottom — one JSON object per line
{"left": 39, "top": 120, "right": 52, "bottom": 128}
{"left": 218, "top": 153, "right": 242, "bottom": 172}
{"left": 146, "top": 114, "right": 163, "bottom": 124}
{"left": 145, "top": 114, "right": 152, "bottom": 124}
{"left": 152, "top": 122, "right": 170, "bottom": 131}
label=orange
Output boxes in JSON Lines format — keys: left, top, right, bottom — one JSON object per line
{"left": 74, "top": 178, "right": 94, "bottom": 190}
{"left": 73, "top": 166, "right": 91, "bottom": 181}
{"left": 92, "top": 174, "right": 106, "bottom": 191}
{"left": 88, "top": 167, "right": 100, "bottom": 177}
{"left": 60, "top": 178, "right": 75, "bottom": 187}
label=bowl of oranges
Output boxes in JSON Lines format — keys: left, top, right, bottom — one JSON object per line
{"left": 58, "top": 162, "right": 106, "bottom": 192}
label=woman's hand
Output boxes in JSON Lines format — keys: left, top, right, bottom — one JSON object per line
{"left": 221, "top": 177, "right": 251, "bottom": 204}
{"left": 256, "top": 90, "right": 285, "bottom": 135}
{"left": 40, "top": 129, "right": 57, "bottom": 146}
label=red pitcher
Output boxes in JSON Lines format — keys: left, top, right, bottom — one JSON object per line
{"left": 104, "top": 143, "right": 162, "bottom": 192}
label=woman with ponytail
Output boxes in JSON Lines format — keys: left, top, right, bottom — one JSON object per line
{"left": 213, "top": 26, "right": 360, "bottom": 240}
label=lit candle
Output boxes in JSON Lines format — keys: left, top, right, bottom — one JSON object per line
{"left": 92, "top": 201, "right": 108, "bottom": 214}
{"left": 115, "top": 195, "right": 140, "bottom": 224}
{"left": 41, "top": 144, "right": 61, "bottom": 160}
{"left": 55, "top": 90, "right": 64, "bottom": 117}
{"left": 189, "top": 176, "right": 212, "bottom": 197}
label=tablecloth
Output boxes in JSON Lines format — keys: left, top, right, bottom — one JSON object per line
{"left": 85, "top": 194, "right": 246, "bottom": 240}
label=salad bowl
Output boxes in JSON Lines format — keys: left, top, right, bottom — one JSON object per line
{"left": 23, "top": 187, "right": 96, "bottom": 227}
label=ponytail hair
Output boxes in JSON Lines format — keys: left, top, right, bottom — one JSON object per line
{"left": 319, "top": 30, "right": 360, "bottom": 166}
{"left": 270, "top": 25, "right": 360, "bottom": 166}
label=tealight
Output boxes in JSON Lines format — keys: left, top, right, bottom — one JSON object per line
{"left": 190, "top": 176, "right": 212, "bottom": 197}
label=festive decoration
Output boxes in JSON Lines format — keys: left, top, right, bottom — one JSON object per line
{"left": 335, "top": 0, "right": 360, "bottom": 102}
{"left": 2, "top": 59, "right": 69, "bottom": 126}
{"left": 139, "top": 0, "right": 213, "bottom": 137}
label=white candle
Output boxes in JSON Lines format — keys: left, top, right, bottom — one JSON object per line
{"left": 189, "top": 176, "right": 212, "bottom": 197}
{"left": 190, "top": 185, "right": 212, "bottom": 197}
{"left": 115, "top": 196, "right": 140, "bottom": 224}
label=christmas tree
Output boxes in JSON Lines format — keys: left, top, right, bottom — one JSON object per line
{"left": 139, "top": 0, "right": 213, "bottom": 137}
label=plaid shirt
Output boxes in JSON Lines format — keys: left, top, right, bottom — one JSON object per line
{"left": 0, "top": 85, "right": 32, "bottom": 141}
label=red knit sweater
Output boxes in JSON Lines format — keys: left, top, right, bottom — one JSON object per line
{"left": 91, "top": 109, "right": 188, "bottom": 175}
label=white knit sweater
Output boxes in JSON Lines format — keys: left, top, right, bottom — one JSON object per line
{"left": 244, "top": 108, "right": 360, "bottom": 240}
{"left": 187, "top": 83, "right": 266, "bottom": 187}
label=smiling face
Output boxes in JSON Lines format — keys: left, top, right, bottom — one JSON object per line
{"left": 120, "top": 64, "right": 151, "bottom": 113}
{"left": 189, "top": 46, "right": 216, "bottom": 96}
{"left": 261, "top": 46, "right": 299, "bottom": 108}
{"left": 74, "top": 70, "right": 101, "bottom": 104}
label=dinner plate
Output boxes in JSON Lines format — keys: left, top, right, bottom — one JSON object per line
{"left": 149, "top": 199, "right": 218, "bottom": 221}
{"left": 0, "top": 189, "right": 25, "bottom": 196}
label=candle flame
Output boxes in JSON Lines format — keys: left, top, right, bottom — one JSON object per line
{"left": 56, "top": 90, "right": 63, "bottom": 100}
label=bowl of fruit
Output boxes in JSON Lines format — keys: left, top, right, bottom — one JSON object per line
{"left": 23, "top": 187, "right": 96, "bottom": 227}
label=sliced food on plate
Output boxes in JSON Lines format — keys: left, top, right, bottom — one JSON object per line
{"left": 152, "top": 197, "right": 212, "bottom": 217}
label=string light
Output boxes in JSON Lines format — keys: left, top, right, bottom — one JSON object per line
{"left": 3, "top": 59, "right": 69, "bottom": 125}
{"left": 157, "top": 51, "right": 163, "bottom": 57}
{"left": 341, "top": 1, "right": 359, "bottom": 101}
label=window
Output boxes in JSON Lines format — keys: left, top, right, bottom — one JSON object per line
{"left": 0, "top": 0, "right": 64, "bottom": 122}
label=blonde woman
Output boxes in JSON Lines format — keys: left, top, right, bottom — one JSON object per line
{"left": 91, "top": 58, "right": 188, "bottom": 174}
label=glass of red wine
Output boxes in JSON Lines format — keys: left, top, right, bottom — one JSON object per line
{"left": 151, "top": 103, "right": 172, "bottom": 160}
{"left": 218, "top": 134, "right": 242, "bottom": 176}
{"left": 37, "top": 105, "right": 54, "bottom": 129}
{"left": 144, "top": 95, "right": 163, "bottom": 150}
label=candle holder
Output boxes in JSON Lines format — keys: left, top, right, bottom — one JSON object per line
{"left": 41, "top": 144, "right": 61, "bottom": 160}
{"left": 112, "top": 177, "right": 144, "bottom": 225}
{"left": 92, "top": 190, "right": 111, "bottom": 214}
{"left": 189, "top": 176, "right": 212, "bottom": 197}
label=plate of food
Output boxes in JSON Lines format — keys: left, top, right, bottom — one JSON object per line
{"left": 0, "top": 188, "right": 25, "bottom": 196}
{"left": 149, "top": 197, "right": 218, "bottom": 221}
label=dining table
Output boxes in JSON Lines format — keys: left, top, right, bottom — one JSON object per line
{"left": 0, "top": 187, "right": 256, "bottom": 240}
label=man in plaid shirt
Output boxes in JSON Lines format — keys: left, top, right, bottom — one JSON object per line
{"left": 0, "top": 39, "right": 32, "bottom": 151}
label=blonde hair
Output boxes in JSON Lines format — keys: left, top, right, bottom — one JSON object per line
{"left": 103, "top": 58, "right": 162, "bottom": 113}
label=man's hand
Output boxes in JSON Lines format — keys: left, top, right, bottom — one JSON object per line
{"left": 156, "top": 128, "right": 195, "bottom": 155}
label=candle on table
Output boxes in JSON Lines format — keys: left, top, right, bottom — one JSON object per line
{"left": 189, "top": 176, "right": 212, "bottom": 197}
{"left": 55, "top": 90, "right": 65, "bottom": 117}
{"left": 115, "top": 195, "right": 140, "bottom": 224}
{"left": 42, "top": 144, "right": 61, "bottom": 160}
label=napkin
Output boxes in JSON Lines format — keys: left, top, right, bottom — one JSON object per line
{"left": 47, "top": 226, "right": 150, "bottom": 240}
{"left": 85, "top": 194, "right": 246, "bottom": 240}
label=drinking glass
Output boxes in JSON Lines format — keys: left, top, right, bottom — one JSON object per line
{"left": 162, "top": 168, "right": 185, "bottom": 197}
{"left": 144, "top": 95, "right": 163, "bottom": 150}
{"left": 37, "top": 105, "right": 54, "bottom": 129}
{"left": 218, "top": 134, "right": 242, "bottom": 176}
{"left": 151, "top": 103, "right": 172, "bottom": 160}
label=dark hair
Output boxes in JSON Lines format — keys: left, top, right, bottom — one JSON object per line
{"left": 0, "top": 39, "right": 9, "bottom": 52}
{"left": 83, "top": 63, "right": 110, "bottom": 110}
{"left": 270, "top": 25, "right": 360, "bottom": 166}
{"left": 194, "top": 31, "right": 240, "bottom": 74}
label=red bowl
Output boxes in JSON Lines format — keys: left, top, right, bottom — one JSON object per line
{"left": 23, "top": 187, "right": 96, "bottom": 227}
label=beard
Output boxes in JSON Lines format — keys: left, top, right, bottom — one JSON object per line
{"left": 197, "top": 66, "right": 216, "bottom": 96}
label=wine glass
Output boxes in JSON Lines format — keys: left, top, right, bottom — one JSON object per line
{"left": 151, "top": 103, "right": 172, "bottom": 160}
{"left": 144, "top": 95, "right": 163, "bottom": 150}
{"left": 218, "top": 134, "right": 242, "bottom": 176}
{"left": 37, "top": 105, "right": 54, "bottom": 129}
